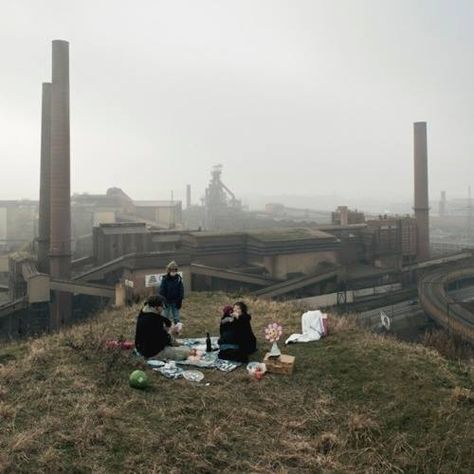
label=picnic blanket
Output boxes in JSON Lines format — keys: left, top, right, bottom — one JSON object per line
{"left": 176, "top": 336, "right": 219, "bottom": 352}
{"left": 285, "top": 310, "right": 328, "bottom": 344}
{"left": 176, "top": 352, "right": 241, "bottom": 372}
{"left": 147, "top": 337, "right": 241, "bottom": 375}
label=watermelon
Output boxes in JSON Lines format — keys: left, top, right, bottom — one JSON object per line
{"left": 129, "top": 370, "right": 149, "bottom": 390}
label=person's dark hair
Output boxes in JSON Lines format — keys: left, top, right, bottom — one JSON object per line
{"left": 233, "top": 301, "right": 248, "bottom": 314}
{"left": 223, "top": 305, "right": 233, "bottom": 317}
{"left": 146, "top": 295, "right": 165, "bottom": 308}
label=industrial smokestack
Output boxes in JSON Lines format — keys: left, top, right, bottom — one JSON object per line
{"left": 49, "top": 40, "right": 72, "bottom": 327}
{"left": 468, "top": 186, "right": 473, "bottom": 238}
{"left": 186, "top": 184, "right": 192, "bottom": 209}
{"left": 413, "top": 122, "right": 430, "bottom": 260}
{"left": 439, "top": 190, "right": 446, "bottom": 217}
{"left": 38, "top": 82, "right": 51, "bottom": 274}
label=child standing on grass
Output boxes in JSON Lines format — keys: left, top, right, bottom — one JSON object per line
{"left": 159, "top": 261, "right": 184, "bottom": 324}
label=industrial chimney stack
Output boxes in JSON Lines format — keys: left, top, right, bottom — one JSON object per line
{"left": 38, "top": 82, "right": 51, "bottom": 274}
{"left": 439, "top": 191, "right": 446, "bottom": 217}
{"left": 413, "top": 122, "right": 430, "bottom": 260}
{"left": 49, "top": 40, "right": 72, "bottom": 327}
{"left": 186, "top": 184, "right": 192, "bottom": 209}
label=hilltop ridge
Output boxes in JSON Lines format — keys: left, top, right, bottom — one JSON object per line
{"left": 0, "top": 293, "right": 473, "bottom": 473}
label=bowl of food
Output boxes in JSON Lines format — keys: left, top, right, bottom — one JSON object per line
{"left": 246, "top": 362, "right": 267, "bottom": 380}
{"left": 183, "top": 370, "right": 205, "bottom": 382}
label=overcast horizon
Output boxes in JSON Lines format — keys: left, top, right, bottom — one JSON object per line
{"left": 1, "top": 0, "right": 473, "bottom": 209}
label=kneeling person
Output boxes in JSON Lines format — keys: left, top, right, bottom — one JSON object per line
{"left": 134, "top": 295, "right": 191, "bottom": 361}
{"left": 218, "top": 302, "right": 257, "bottom": 363}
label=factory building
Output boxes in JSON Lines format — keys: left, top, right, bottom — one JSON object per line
{"left": 0, "top": 201, "right": 38, "bottom": 252}
{"left": 362, "top": 216, "right": 418, "bottom": 268}
{"left": 72, "top": 187, "right": 182, "bottom": 241}
{"left": 202, "top": 165, "right": 243, "bottom": 231}
{"left": 92, "top": 226, "right": 339, "bottom": 280}
{"left": 331, "top": 206, "right": 365, "bottom": 226}
{"left": 93, "top": 223, "right": 183, "bottom": 265}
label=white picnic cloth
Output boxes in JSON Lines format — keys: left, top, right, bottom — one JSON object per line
{"left": 285, "top": 310, "right": 326, "bottom": 344}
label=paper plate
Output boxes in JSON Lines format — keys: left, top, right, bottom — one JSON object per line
{"left": 182, "top": 370, "right": 205, "bottom": 382}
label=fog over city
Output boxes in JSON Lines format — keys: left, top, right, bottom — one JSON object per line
{"left": 2, "top": 5, "right": 474, "bottom": 472}
{"left": 1, "top": 0, "right": 473, "bottom": 211}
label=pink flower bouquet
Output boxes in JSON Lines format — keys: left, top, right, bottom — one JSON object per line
{"left": 264, "top": 322, "right": 283, "bottom": 343}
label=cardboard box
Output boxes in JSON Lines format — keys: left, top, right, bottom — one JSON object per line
{"left": 263, "top": 353, "right": 295, "bottom": 375}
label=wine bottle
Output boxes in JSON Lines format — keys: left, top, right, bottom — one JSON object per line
{"left": 206, "top": 332, "right": 212, "bottom": 352}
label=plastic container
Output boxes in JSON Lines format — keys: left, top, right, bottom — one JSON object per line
{"left": 183, "top": 370, "right": 204, "bottom": 382}
{"left": 246, "top": 362, "right": 267, "bottom": 380}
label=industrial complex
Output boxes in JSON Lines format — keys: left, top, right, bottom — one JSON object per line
{"left": 1, "top": 40, "right": 474, "bottom": 346}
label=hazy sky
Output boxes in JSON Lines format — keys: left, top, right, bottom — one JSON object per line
{"left": 1, "top": 0, "right": 473, "bottom": 209}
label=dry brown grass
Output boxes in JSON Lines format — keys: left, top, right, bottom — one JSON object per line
{"left": 451, "top": 386, "right": 474, "bottom": 403}
{"left": 422, "top": 328, "right": 474, "bottom": 361}
{"left": 0, "top": 292, "right": 473, "bottom": 473}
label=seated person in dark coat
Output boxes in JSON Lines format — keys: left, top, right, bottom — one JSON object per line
{"left": 218, "top": 302, "right": 257, "bottom": 363}
{"left": 134, "top": 295, "right": 190, "bottom": 360}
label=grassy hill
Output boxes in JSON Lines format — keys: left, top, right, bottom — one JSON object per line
{"left": 0, "top": 293, "right": 473, "bottom": 473}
